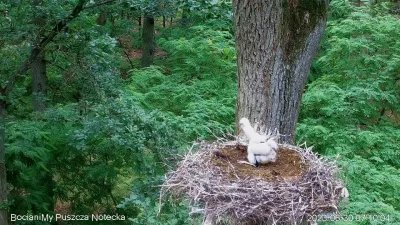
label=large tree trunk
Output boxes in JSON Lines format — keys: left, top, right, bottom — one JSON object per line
{"left": 141, "top": 16, "right": 155, "bottom": 68}
{"left": 0, "top": 103, "right": 8, "bottom": 225}
{"left": 31, "top": 49, "right": 47, "bottom": 112}
{"left": 234, "top": 0, "right": 328, "bottom": 144}
{"left": 0, "top": 2, "right": 86, "bottom": 222}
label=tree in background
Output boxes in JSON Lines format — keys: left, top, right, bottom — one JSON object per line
{"left": 233, "top": 0, "right": 328, "bottom": 144}
{"left": 296, "top": 0, "right": 400, "bottom": 221}
{"left": 127, "top": 0, "right": 176, "bottom": 67}
{"left": 31, "top": 0, "right": 48, "bottom": 112}
{"left": 1, "top": 0, "right": 186, "bottom": 222}
{"left": 0, "top": 1, "right": 87, "bottom": 223}
{"left": 141, "top": 15, "right": 156, "bottom": 67}
{"left": 0, "top": 0, "right": 398, "bottom": 224}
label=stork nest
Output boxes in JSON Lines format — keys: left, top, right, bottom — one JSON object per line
{"left": 161, "top": 141, "right": 347, "bottom": 225}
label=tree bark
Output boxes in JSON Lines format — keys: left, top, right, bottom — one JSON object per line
{"left": 31, "top": 0, "right": 48, "bottom": 112}
{"left": 0, "top": 103, "right": 8, "bottom": 225}
{"left": 31, "top": 49, "right": 47, "bottom": 112}
{"left": 141, "top": 16, "right": 155, "bottom": 68}
{"left": 233, "top": 0, "right": 328, "bottom": 144}
{"left": 163, "top": 15, "right": 166, "bottom": 27}
{"left": 96, "top": 11, "right": 107, "bottom": 25}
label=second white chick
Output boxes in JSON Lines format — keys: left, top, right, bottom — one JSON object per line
{"left": 239, "top": 117, "right": 278, "bottom": 167}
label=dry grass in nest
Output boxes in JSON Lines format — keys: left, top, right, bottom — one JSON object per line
{"left": 161, "top": 141, "right": 347, "bottom": 225}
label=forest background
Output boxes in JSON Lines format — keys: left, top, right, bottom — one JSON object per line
{"left": 0, "top": 0, "right": 399, "bottom": 224}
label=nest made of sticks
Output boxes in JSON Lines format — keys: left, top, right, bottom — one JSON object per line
{"left": 161, "top": 141, "right": 347, "bottom": 225}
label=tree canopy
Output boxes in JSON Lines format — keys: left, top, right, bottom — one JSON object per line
{"left": 0, "top": 0, "right": 399, "bottom": 224}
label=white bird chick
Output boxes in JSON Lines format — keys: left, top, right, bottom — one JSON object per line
{"left": 239, "top": 118, "right": 267, "bottom": 143}
{"left": 247, "top": 141, "right": 278, "bottom": 166}
{"left": 238, "top": 117, "right": 278, "bottom": 167}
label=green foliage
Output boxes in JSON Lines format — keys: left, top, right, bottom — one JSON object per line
{"left": 158, "top": 25, "right": 236, "bottom": 77}
{"left": 328, "top": 0, "right": 353, "bottom": 20}
{"left": 5, "top": 120, "right": 55, "bottom": 218}
{"left": 3, "top": 0, "right": 400, "bottom": 224}
{"left": 181, "top": 0, "right": 233, "bottom": 23}
{"left": 6, "top": 94, "right": 183, "bottom": 222}
{"left": 127, "top": 25, "right": 237, "bottom": 140}
{"left": 127, "top": 0, "right": 177, "bottom": 17}
{"left": 47, "top": 23, "right": 123, "bottom": 103}
{"left": 0, "top": 43, "right": 30, "bottom": 110}
{"left": 118, "top": 189, "right": 198, "bottom": 225}
{"left": 298, "top": 1, "right": 400, "bottom": 223}
{"left": 110, "top": 24, "right": 238, "bottom": 222}
{"left": 52, "top": 94, "right": 180, "bottom": 214}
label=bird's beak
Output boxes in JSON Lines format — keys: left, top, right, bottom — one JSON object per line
{"left": 238, "top": 127, "right": 242, "bottom": 133}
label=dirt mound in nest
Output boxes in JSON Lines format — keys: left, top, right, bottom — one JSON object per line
{"left": 212, "top": 146, "right": 309, "bottom": 181}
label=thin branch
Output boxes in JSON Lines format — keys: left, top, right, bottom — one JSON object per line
{"left": 39, "top": 0, "right": 86, "bottom": 48}
{"left": 123, "top": 51, "right": 135, "bottom": 69}
{"left": 1, "top": 0, "right": 87, "bottom": 97}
